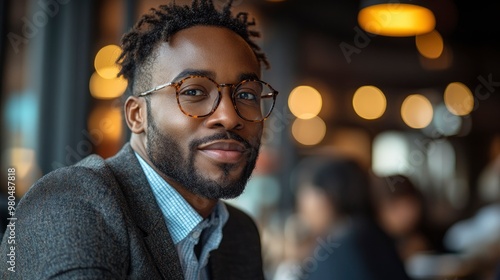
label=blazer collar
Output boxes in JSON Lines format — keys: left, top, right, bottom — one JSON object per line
{"left": 106, "top": 143, "right": 183, "bottom": 280}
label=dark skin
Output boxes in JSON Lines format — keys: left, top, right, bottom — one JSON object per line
{"left": 124, "top": 26, "right": 263, "bottom": 218}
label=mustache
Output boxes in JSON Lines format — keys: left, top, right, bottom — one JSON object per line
{"left": 190, "top": 131, "right": 253, "bottom": 151}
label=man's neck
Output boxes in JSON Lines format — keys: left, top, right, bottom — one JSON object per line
{"left": 131, "top": 137, "right": 217, "bottom": 219}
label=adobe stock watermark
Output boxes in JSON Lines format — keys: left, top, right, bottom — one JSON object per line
{"left": 292, "top": 234, "right": 341, "bottom": 280}
{"left": 7, "top": 0, "right": 71, "bottom": 54}
{"left": 469, "top": 73, "right": 500, "bottom": 112}
{"left": 339, "top": 26, "right": 376, "bottom": 64}
{"left": 50, "top": 122, "right": 109, "bottom": 170}
{"left": 339, "top": 0, "right": 405, "bottom": 64}
{"left": 385, "top": 73, "right": 499, "bottom": 192}
{"left": 261, "top": 105, "right": 296, "bottom": 145}
{"left": 6, "top": 168, "right": 17, "bottom": 273}
{"left": 51, "top": 100, "right": 123, "bottom": 170}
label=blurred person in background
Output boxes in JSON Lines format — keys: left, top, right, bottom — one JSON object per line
{"left": 293, "top": 155, "right": 410, "bottom": 280}
{"left": 272, "top": 213, "right": 317, "bottom": 280}
{"left": 0, "top": 0, "right": 278, "bottom": 279}
{"left": 443, "top": 153, "right": 500, "bottom": 280}
{"left": 371, "top": 174, "right": 438, "bottom": 263}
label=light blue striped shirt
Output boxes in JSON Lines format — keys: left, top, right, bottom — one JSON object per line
{"left": 135, "top": 153, "right": 229, "bottom": 280}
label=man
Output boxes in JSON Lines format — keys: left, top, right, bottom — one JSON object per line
{"left": 0, "top": 0, "right": 278, "bottom": 279}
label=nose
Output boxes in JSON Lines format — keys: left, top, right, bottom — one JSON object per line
{"left": 204, "top": 87, "right": 244, "bottom": 130}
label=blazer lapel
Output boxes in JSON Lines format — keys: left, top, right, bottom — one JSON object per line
{"left": 106, "top": 143, "right": 183, "bottom": 280}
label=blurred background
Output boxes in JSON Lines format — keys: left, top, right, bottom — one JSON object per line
{"left": 1, "top": 0, "right": 500, "bottom": 279}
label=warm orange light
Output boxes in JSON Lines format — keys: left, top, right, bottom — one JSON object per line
{"left": 358, "top": 4, "right": 435, "bottom": 37}
{"left": 288, "top": 85, "right": 323, "bottom": 119}
{"left": 94, "top": 44, "right": 122, "bottom": 79}
{"left": 352, "top": 85, "right": 387, "bottom": 120}
{"left": 292, "top": 116, "right": 326, "bottom": 146}
{"left": 89, "top": 71, "right": 128, "bottom": 99}
{"left": 6, "top": 147, "right": 42, "bottom": 197}
{"left": 416, "top": 30, "right": 444, "bottom": 59}
{"left": 88, "top": 105, "right": 123, "bottom": 142}
{"left": 444, "top": 82, "right": 474, "bottom": 116}
{"left": 401, "top": 94, "right": 433, "bottom": 129}
{"left": 9, "top": 148, "right": 37, "bottom": 179}
{"left": 419, "top": 44, "right": 453, "bottom": 70}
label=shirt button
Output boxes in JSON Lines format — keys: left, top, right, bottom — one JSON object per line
{"left": 192, "top": 230, "right": 201, "bottom": 239}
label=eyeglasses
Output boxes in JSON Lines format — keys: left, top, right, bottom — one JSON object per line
{"left": 138, "top": 75, "right": 278, "bottom": 122}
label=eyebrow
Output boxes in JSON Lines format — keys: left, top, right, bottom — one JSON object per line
{"left": 239, "top": 72, "right": 259, "bottom": 81}
{"left": 172, "top": 69, "right": 260, "bottom": 83}
{"left": 172, "top": 69, "right": 215, "bottom": 82}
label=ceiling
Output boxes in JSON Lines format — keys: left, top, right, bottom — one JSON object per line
{"left": 255, "top": 0, "right": 500, "bottom": 132}
{"left": 258, "top": 0, "right": 500, "bottom": 46}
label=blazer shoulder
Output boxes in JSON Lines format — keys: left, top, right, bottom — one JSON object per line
{"left": 3, "top": 154, "right": 131, "bottom": 278}
{"left": 19, "top": 153, "right": 124, "bottom": 213}
{"left": 38, "top": 154, "right": 113, "bottom": 187}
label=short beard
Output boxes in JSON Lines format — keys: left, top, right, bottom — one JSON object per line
{"left": 145, "top": 100, "right": 260, "bottom": 199}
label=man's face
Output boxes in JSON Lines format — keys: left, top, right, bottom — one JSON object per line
{"left": 144, "top": 26, "right": 263, "bottom": 199}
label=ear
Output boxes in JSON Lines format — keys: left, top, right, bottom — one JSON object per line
{"left": 124, "top": 96, "right": 146, "bottom": 134}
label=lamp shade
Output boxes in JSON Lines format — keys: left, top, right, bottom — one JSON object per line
{"left": 358, "top": 0, "right": 435, "bottom": 37}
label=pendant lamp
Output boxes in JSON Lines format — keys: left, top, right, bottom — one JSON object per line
{"left": 358, "top": 0, "right": 435, "bottom": 37}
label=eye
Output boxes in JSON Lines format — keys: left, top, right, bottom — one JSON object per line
{"left": 235, "top": 81, "right": 263, "bottom": 105}
{"left": 179, "top": 87, "right": 207, "bottom": 97}
{"left": 235, "top": 91, "right": 258, "bottom": 101}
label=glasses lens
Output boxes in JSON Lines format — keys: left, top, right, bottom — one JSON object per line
{"left": 177, "top": 76, "right": 219, "bottom": 117}
{"left": 234, "top": 81, "right": 276, "bottom": 121}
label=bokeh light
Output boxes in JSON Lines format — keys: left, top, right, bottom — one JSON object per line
{"left": 352, "top": 85, "right": 387, "bottom": 120}
{"left": 87, "top": 105, "right": 123, "bottom": 143}
{"left": 433, "top": 104, "right": 462, "bottom": 136}
{"left": 288, "top": 85, "right": 323, "bottom": 119}
{"left": 401, "top": 94, "right": 433, "bottom": 129}
{"left": 416, "top": 30, "right": 444, "bottom": 59}
{"left": 94, "top": 44, "right": 122, "bottom": 79}
{"left": 419, "top": 44, "right": 453, "bottom": 70}
{"left": 89, "top": 71, "right": 128, "bottom": 99}
{"left": 372, "top": 131, "right": 409, "bottom": 176}
{"left": 4, "top": 147, "right": 42, "bottom": 197}
{"left": 444, "top": 82, "right": 474, "bottom": 116}
{"left": 291, "top": 116, "right": 326, "bottom": 146}
{"left": 8, "top": 147, "right": 37, "bottom": 180}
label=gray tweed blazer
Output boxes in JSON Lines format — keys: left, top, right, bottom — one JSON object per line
{"left": 0, "top": 143, "right": 264, "bottom": 279}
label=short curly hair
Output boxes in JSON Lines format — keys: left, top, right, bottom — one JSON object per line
{"left": 117, "top": 0, "right": 269, "bottom": 94}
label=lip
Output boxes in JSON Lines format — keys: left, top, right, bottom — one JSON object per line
{"left": 198, "top": 140, "right": 247, "bottom": 164}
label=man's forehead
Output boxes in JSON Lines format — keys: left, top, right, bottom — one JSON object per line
{"left": 147, "top": 26, "right": 261, "bottom": 82}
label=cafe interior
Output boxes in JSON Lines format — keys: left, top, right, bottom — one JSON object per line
{"left": 1, "top": 0, "right": 500, "bottom": 279}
